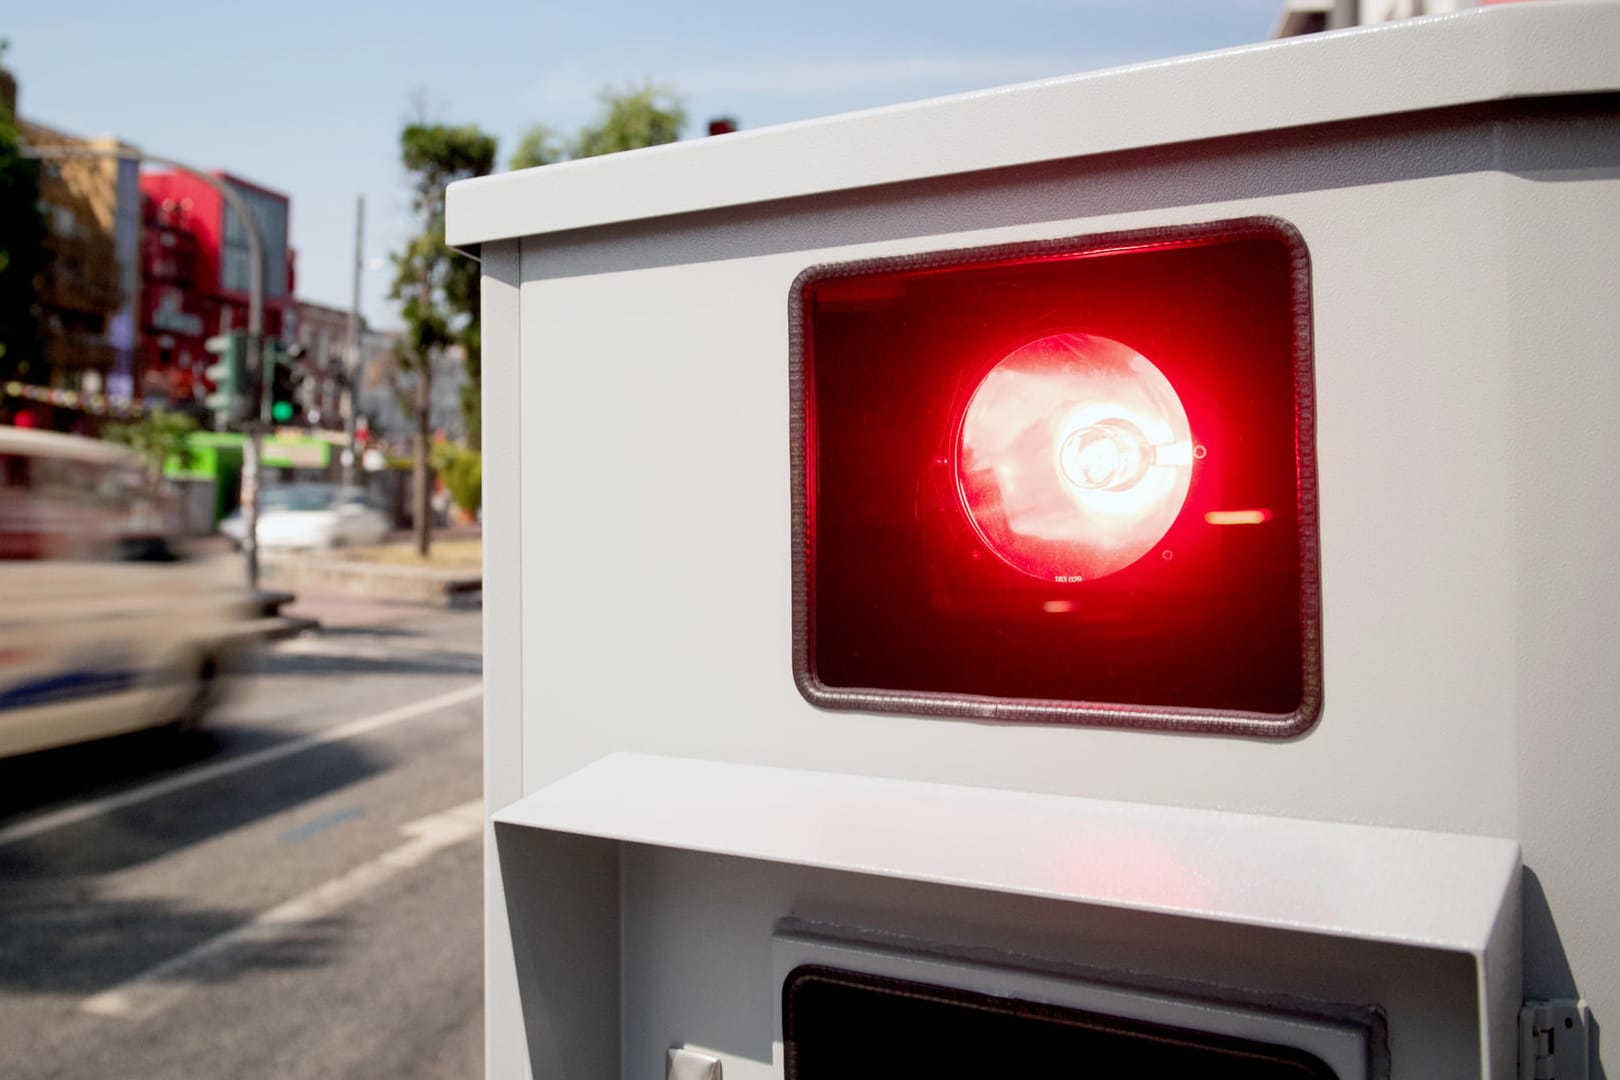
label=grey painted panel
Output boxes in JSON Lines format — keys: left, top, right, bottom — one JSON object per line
{"left": 480, "top": 241, "right": 529, "bottom": 1079}
{"left": 448, "top": 4, "right": 1620, "bottom": 245}
{"left": 483, "top": 16, "right": 1620, "bottom": 1076}
{"left": 495, "top": 825, "right": 620, "bottom": 1079}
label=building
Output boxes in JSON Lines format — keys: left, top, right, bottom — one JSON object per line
{"left": 140, "top": 192, "right": 206, "bottom": 404}
{"left": 16, "top": 120, "right": 142, "bottom": 401}
{"left": 353, "top": 333, "right": 469, "bottom": 449}
{"left": 7, "top": 62, "right": 296, "bottom": 419}
{"left": 291, "top": 298, "right": 355, "bottom": 429}
{"left": 138, "top": 170, "right": 295, "bottom": 410}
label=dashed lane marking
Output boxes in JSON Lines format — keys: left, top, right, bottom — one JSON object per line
{"left": 82, "top": 799, "right": 485, "bottom": 1020}
{"left": 0, "top": 683, "right": 483, "bottom": 849}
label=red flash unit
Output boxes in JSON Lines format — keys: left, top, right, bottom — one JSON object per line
{"left": 792, "top": 219, "right": 1320, "bottom": 735}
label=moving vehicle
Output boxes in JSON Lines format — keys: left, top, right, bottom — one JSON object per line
{"left": 0, "top": 427, "right": 251, "bottom": 760}
{"left": 218, "top": 482, "right": 391, "bottom": 551}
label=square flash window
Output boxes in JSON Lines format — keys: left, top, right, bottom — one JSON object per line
{"left": 791, "top": 218, "right": 1320, "bottom": 736}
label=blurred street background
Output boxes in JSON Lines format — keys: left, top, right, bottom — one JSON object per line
{"left": 0, "top": 576, "right": 485, "bottom": 1080}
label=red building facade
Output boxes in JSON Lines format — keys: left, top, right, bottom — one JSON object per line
{"left": 138, "top": 171, "right": 295, "bottom": 406}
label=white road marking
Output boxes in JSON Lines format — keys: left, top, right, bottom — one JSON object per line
{"left": 0, "top": 683, "right": 483, "bottom": 848}
{"left": 81, "top": 798, "right": 484, "bottom": 1020}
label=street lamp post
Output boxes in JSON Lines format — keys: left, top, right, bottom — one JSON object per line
{"left": 20, "top": 143, "right": 269, "bottom": 591}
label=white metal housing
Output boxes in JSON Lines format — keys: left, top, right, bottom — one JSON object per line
{"left": 455, "top": 4, "right": 1620, "bottom": 1077}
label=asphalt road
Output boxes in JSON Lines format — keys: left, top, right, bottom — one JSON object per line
{"left": 0, "top": 603, "right": 485, "bottom": 1079}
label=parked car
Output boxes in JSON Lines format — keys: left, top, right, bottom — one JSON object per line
{"left": 0, "top": 427, "right": 251, "bottom": 760}
{"left": 219, "top": 483, "right": 391, "bottom": 550}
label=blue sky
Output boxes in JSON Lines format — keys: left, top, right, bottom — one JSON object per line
{"left": 7, "top": 1, "right": 1280, "bottom": 327}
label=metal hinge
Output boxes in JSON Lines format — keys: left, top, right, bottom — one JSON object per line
{"left": 1519, "top": 1000, "right": 1590, "bottom": 1080}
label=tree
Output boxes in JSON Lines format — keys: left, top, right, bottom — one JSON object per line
{"left": 573, "top": 85, "right": 686, "bottom": 159}
{"left": 389, "top": 122, "right": 496, "bottom": 556}
{"left": 507, "top": 84, "right": 687, "bottom": 172}
{"left": 432, "top": 441, "right": 481, "bottom": 519}
{"left": 0, "top": 42, "right": 46, "bottom": 385}
{"left": 506, "top": 124, "right": 565, "bottom": 172}
{"left": 103, "top": 409, "right": 198, "bottom": 480}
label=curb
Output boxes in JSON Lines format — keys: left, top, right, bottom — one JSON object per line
{"left": 224, "top": 615, "right": 322, "bottom": 645}
{"left": 259, "top": 557, "right": 481, "bottom": 608}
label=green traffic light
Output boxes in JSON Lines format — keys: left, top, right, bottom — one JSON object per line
{"left": 272, "top": 400, "right": 295, "bottom": 423}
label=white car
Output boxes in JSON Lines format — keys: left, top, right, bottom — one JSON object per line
{"left": 0, "top": 428, "right": 252, "bottom": 760}
{"left": 219, "top": 483, "right": 391, "bottom": 550}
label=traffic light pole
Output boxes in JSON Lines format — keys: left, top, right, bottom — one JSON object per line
{"left": 343, "top": 195, "right": 364, "bottom": 487}
{"left": 19, "top": 143, "right": 268, "bottom": 591}
{"left": 191, "top": 163, "right": 268, "bottom": 594}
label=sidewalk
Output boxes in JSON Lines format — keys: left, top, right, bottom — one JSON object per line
{"left": 258, "top": 550, "right": 481, "bottom": 608}
{"left": 187, "top": 531, "right": 482, "bottom": 625}
{"left": 218, "top": 527, "right": 483, "bottom": 609}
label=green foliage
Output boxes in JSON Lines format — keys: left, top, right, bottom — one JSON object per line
{"left": 507, "top": 124, "right": 564, "bottom": 171}
{"left": 389, "top": 122, "right": 496, "bottom": 448}
{"left": 391, "top": 121, "right": 495, "bottom": 553}
{"left": 391, "top": 124, "right": 495, "bottom": 344}
{"left": 508, "top": 84, "right": 687, "bottom": 172}
{"left": 391, "top": 124, "right": 497, "bottom": 335}
{"left": 104, "top": 410, "right": 199, "bottom": 479}
{"left": 0, "top": 54, "right": 46, "bottom": 385}
{"left": 573, "top": 85, "right": 686, "bottom": 159}
{"left": 456, "top": 381, "right": 480, "bottom": 450}
{"left": 432, "top": 442, "right": 481, "bottom": 515}
{"left": 399, "top": 122, "right": 498, "bottom": 180}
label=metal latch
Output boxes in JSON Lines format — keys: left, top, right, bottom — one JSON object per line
{"left": 1520, "top": 1000, "right": 1590, "bottom": 1080}
{"left": 668, "top": 1047, "right": 723, "bottom": 1080}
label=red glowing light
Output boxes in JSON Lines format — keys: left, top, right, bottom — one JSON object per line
{"left": 955, "top": 333, "right": 1192, "bottom": 582}
{"left": 1205, "top": 509, "right": 1273, "bottom": 526}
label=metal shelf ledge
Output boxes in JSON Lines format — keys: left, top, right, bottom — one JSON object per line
{"left": 494, "top": 751, "right": 1519, "bottom": 955}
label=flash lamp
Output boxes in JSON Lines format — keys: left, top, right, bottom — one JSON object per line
{"left": 957, "top": 332, "right": 1194, "bottom": 582}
